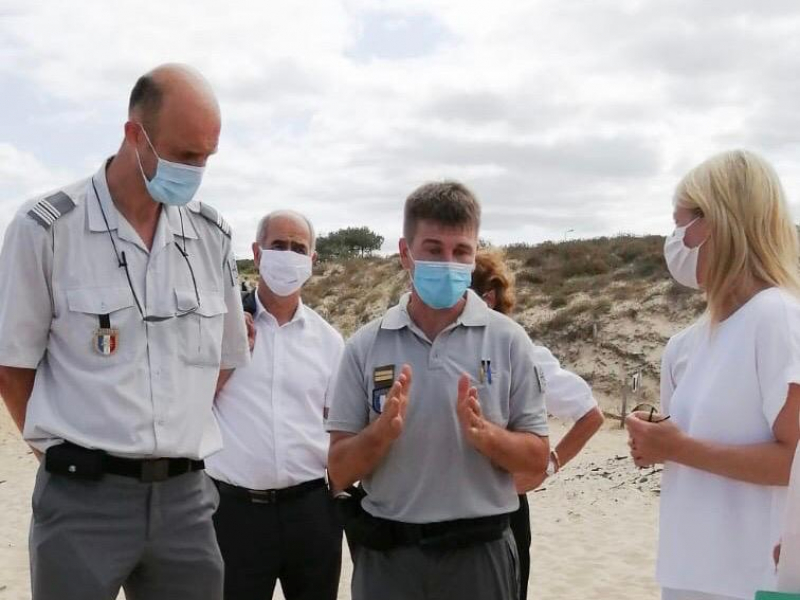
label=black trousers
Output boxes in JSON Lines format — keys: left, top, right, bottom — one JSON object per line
{"left": 509, "top": 494, "right": 531, "bottom": 600}
{"left": 212, "top": 483, "right": 342, "bottom": 600}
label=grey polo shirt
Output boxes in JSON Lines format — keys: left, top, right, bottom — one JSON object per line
{"left": 326, "top": 290, "right": 548, "bottom": 523}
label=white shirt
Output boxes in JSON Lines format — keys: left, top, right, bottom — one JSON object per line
{"left": 533, "top": 344, "right": 597, "bottom": 421}
{"left": 0, "top": 162, "right": 250, "bottom": 459}
{"left": 206, "top": 292, "right": 344, "bottom": 490}
{"left": 658, "top": 288, "right": 800, "bottom": 599}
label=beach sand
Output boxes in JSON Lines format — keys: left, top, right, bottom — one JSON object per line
{"left": 0, "top": 409, "right": 659, "bottom": 600}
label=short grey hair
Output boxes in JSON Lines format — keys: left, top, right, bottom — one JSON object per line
{"left": 255, "top": 210, "right": 316, "bottom": 251}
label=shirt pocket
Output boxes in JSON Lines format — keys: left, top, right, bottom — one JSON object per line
{"left": 65, "top": 286, "right": 136, "bottom": 360}
{"left": 176, "top": 288, "right": 227, "bottom": 367}
{"left": 476, "top": 380, "right": 509, "bottom": 427}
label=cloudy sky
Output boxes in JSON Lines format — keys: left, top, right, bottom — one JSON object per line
{"left": 2, "top": 0, "right": 800, "bottom": 256}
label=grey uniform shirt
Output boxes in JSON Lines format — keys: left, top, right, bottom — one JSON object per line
{"left": 326, "top": 290, "right": 548, "bottom": 523}
{"left": 0, "top": 160, "right": 250, "bottom": 459}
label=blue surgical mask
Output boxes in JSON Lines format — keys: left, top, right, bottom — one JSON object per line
{"left": 409, "top": 252, "right": 474, "bottom": 309}
{"left": 135, "top": 124, "right": 205, "bottom": 206}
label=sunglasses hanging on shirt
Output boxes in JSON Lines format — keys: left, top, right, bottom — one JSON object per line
{"left": 91, "top": 178, "right": 201, "bottom": 322}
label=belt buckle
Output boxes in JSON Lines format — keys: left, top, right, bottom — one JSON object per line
{"left": 250, "top": 489, "right": 277, "bottom": 504}
{"left": 141, "top": 459, "right": 171, "bottom": 483}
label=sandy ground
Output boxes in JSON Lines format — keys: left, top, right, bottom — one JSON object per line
{"left": 0, "top": 409, "right": 659, "bottom": 600}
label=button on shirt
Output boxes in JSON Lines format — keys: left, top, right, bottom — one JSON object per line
{"left": 0, "top": 161, "right": 250, "bottom": 459}
{"left": 206, "top": 293, "right": 344, "bottom": 490}
{"left": 326, "top": 290, "right": 549, "bottom": 523}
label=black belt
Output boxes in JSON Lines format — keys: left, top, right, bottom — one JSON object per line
{"left": 214, "top": 478, "right": 326, "bottom": 504}
{"left": 387, "top": 513, "right": 511, "bottom": 547}
{"left": 45, "top": 442, "right": 204, "bottom": 483}
{"left": 104, "top": 455, "right": 205, "bottom": 483}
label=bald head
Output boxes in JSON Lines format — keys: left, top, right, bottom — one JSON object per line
{"left": 125, "top": 64, "right": 220, "bottom": 172}
{"left": 256, "top": 210, "right": 316, "bottom": 252}
{"left": 129, "top": 64, "right": 218, "bottom": 133}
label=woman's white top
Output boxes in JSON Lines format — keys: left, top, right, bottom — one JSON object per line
{"left": 658, "top": 288, "right": 800, "bottom": 599}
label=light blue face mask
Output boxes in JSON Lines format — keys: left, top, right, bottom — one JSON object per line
{"left": 410, "top": 252, "right": 474, "bottom": 309}
{"left": 135, "top": 124, "right": 205, "bottom": 206}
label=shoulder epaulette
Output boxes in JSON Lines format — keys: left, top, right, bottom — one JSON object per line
{"left": 196, "top": 202, "right": 232, "bottom": 238}
{"left": 27, "top": 191, "right": 76, "bottom": 229}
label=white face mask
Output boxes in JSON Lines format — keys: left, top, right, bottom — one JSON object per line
{"left": 663, "top": 218, "right": 706, "bottom": 289}
{"left": 259, "top": 248, "right": 313, "bottom": 297}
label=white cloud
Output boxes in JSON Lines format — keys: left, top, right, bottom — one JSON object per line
{"left": 2, "top": 0, "right": 800, "bottom": 256}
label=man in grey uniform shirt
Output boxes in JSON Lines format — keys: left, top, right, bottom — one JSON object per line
{"left": 326, "top": 181, "right": 550, "bottom": 600}
{"left": 0, "top": 64, "right": 249, "bottom": 600}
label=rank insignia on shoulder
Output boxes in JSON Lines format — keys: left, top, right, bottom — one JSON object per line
{"left": 27, "top": 191, "right": 76, "bottom": 229}
{"left": 94, "top": 328, "right": 119, "bottom": 356}
{"left": 195, "top": 202, "right": 232, "bottom": 238}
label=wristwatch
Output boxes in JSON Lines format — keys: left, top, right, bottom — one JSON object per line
{"left": 545, "top": 450, "right": 561, "bottom": 477}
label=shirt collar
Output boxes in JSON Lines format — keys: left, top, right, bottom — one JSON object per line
{"left": 254, "top": 289, "right": 307, "bottom": 327}
{"left": 86, "top": 158, "right": 198, "bottom": 240}
{"left": 87, "top": 158, "right": 118, "bottom": 232}
{"left": 381, "top": 289, "right": 490, "bottom": 331}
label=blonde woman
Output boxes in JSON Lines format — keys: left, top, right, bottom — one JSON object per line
{"left": 626, "top": 150, "right": 800, "bottom": 600}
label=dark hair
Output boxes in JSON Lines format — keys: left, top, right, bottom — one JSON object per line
{"left": 403, "top": 181, "right": 481, "bottom": 241}
{"left": 128, "top": 74, "right": 163, "bottom": 129}
{"left": 471, "top": 248, "right": 516, "bottom": 315}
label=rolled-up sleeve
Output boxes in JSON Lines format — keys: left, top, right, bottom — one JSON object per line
{"left": 508, "top": 328, "right": 549, "bottom": 436}
{"left": 533, "top": 344, "right": 596, "bottom": 421}
{"left": 0, "top": 213, "right": 54, "bottom": 368}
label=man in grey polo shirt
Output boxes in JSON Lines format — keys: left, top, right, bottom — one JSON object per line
{"left": 326, "top": 181, "right": 550, "bottom": 600}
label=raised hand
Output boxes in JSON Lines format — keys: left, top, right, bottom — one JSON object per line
{"left": 456, "top": 373, "right": 492, "bottom": 451}
{"left": 375, "top": 364, "right": 413, "bottom": 441}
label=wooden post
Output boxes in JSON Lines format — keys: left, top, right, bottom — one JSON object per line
{"left": 620, "top": 375, "right": 628, "bottom": 429}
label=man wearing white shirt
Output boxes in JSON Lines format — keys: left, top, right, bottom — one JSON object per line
{"left": 206, "top": 210, "right": 345, "bottom": 600}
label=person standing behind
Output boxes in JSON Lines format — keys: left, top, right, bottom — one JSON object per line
{"left": 0, "top": 64, "right": 250, "bottom": 600}
{"left": 207, "top": 210, "right": 345, "bottom": 600}
{"left": 471, "top": 248, "right": 604, "bottom": 600}
{"left": 626, "top": 150, "right": 800, "bottom": 600}
{"left": 327, "top": 181, "right": 550, "bottom": 600}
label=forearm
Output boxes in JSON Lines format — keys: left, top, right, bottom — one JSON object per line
{"left": 554, "top": 407, "right": 604, "bottom": 466}
{"left": 673, "top": 436, "right": 795, "bottom": 486}
{"left": 0, "top": 366, "right": 36, "bottom": 433}
{"left": 328, "top": 425, "right": 394, "bottom": 489}
{"left": 479, "top": 425, "right": 549, "bottom": 475}
{"left": 215, "top": 369, "right": 234, "bottom": 397}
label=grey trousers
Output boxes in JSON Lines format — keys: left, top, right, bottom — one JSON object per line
{"left": 351, "top": 527, "right": 519, "bottom": 600}
{"left": 29, "top": 465, "right": 223, "bottom": 600}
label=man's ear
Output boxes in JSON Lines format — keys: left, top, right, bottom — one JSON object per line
{"left": 311, "top": 251, "right": 318, "bottom": 265}
{"left": 399, "top": 238, "right": 411, "bottom": 271}
{"left": 252, "top": 242, "right": 260, "bottom": 265}
{"left": 123, "top": 120, "right": 142, "bottom": 147}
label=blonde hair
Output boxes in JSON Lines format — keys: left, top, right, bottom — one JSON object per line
{"left": 472, "top": 248, "right": 517, "bottom": 315}
{"left": 675, "top": 149, "right": 800, "bottom": 323}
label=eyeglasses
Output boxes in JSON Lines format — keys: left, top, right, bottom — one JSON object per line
{"left": 92, "top": 178, "right": 201, "bottom": 322}
{"left": 630, "top": 402, "right": 671, "bottom": 423}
